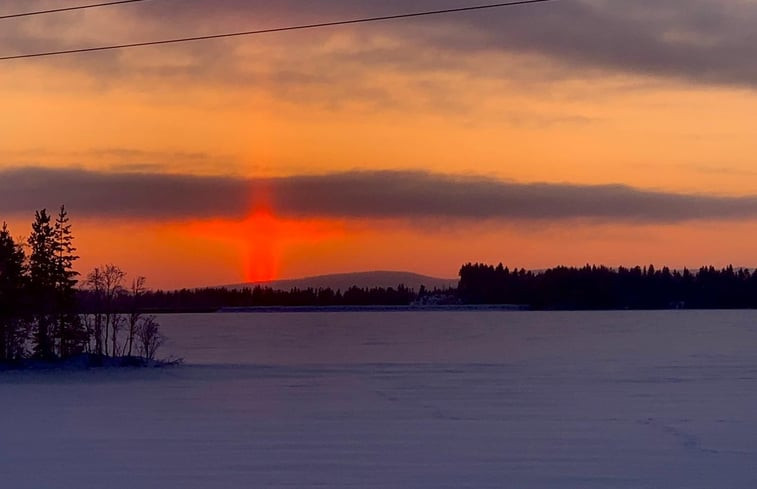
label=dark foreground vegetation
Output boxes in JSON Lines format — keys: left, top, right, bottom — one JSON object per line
{"left": 458, "top": 263, "right": 757, "bottom": 309}
{"left": 6, "top": 207, "right": 757, "bottom": 363}
{"left": 109, "top": 263, "right": 757, "bottom": 312}
{"left": 0, "top": 208, "right": 168, "bottom": 367}
{"left": 102, "top": 284, "right": 449, "bottom": 312}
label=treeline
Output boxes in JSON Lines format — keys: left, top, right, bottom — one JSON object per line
{"left": 80, "top": 284, "right": 431, "bottom": 312}
{"left": 0, "top": 208, "right": 164, "bottom": 366}
{"left": 79, "top": 262, "right": 757, "bottom": 312}
{"left": 9, "top": 205, "right": 757, "bottom": 355}
{"left": 459, "top": 263, "right": 757, "bottom": 309}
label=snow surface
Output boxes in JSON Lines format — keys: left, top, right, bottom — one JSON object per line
{"left": 2, "top": 310, "right": 757, "bottom": 488}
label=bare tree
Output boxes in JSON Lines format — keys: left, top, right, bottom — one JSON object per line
{"left": 137, "top": 316, "right": 164, "bottom": 361}
{"left": 80, "top": 313, "right": 91, "bottom": 354}
{"left": 126, "top": 276, "right": 146, "bottom": 357}
{"left": 85, "top": 267, "right": 105, "bottom": 355}
{"left": 85, "top": 264, "right": 126, "bottom": 356}
{"left": 111, "top": 314, "right": 124, "bottom": 357}
{"left": 101, "top": 264, "right": 126, "bottom": 357}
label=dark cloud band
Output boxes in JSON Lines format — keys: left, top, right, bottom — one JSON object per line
{"left": 3, "top": 0, "right": 756, "bottom": 89}
{"left": 2, "top": 166, "right": 757, "bottom": 223}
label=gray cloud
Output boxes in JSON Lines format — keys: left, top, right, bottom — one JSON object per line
{"left": 3, "top": 166, "right": 757, "bottom": 224}
{"left": 0, "top": 167, "right": 252, "bottom": 220}
{"left": 4, "top": 0, "right": 757, "bottom": 90}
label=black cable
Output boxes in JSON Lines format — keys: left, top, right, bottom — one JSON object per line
{"left": 0, "top": 0, "right": 558, "bottom": 61}
{"left": 0, "top": 0, "right": 151, "bottom": 21}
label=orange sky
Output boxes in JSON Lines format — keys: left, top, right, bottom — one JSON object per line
{"left": 3, "top": 1, "right": 757, "bottom": 288}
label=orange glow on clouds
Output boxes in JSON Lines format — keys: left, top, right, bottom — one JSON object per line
{"left": 8, "top": 7, "right": 757, "bottom": 289}
{"left": 183, "top": 207, "right": 347, "bottom": 282}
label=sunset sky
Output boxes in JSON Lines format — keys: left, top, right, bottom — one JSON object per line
{"left": 3, "top": 0, "right": 757, "bottom": 289}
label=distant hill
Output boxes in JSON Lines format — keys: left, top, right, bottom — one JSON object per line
{"left": 220, "top": 271, "right": 457, "bottom": 292}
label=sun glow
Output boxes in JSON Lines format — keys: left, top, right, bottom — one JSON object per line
{"left": 182, "top": 207, "right": 347, "bottom": 283}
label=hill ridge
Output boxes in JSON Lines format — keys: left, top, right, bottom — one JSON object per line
{"left": 218, "top": 270, "right": 457, "bottom": 292}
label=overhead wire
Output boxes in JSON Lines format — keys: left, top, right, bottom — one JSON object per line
{"left": 0, "top": 0, "right": 151, "bottom": 21}
{"left": 0, "top": 0, "right": 558, "bottom": 61}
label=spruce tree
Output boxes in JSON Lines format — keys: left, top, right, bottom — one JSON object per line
{"left": 0, "top": 223, "right": 27, "bottom": 362}
{"left": 53, "top": 205, "right": 82, "bottom": 356}
{"left": 28, "top": 209, "right": 56, "bottom": 359}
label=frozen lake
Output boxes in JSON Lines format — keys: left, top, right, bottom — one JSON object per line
{"left": 2, "top": 310, "right": 757, "bottom": 488}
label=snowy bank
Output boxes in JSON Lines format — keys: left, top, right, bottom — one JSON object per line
{"left": 0, "top": 353, "right": 182, "bottom": 371}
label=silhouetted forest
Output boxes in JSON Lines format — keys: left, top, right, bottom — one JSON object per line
{"left": 93, "top": 262, "right": 757, "bottom": 312}
{"left": 77, "top": 284, "right": 451, "bottom": 313}
{"left": 8, "top": 207, "right": 757, "bottom": 362}
{"left": 0, "top": 208, "right": 165, "bottom": 366}
{"left": 458, "top": 263, "right": 757, "bottom": 309}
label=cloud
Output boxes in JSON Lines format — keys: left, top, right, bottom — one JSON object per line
{"left": 0, "top": 167, "right": 251, "bottom": 220}
{"left": 4, "top": 0, "right": 757, "bottom": 90}
{"left": 3, "top": 166, "right": 757, "bottom": 224}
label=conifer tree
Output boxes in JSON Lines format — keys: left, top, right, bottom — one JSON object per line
{"left": 0, "top": 223, "right": 27, "bottom": 362}
{"left": 53, "top": 205, "right": 82, "bottom": 356}
{"left": 28, "top": 209, "right": 56, "bottom": 359}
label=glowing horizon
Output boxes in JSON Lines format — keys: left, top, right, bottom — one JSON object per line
{"left": 4, "top": 0, "right": 757, "bottom": 288}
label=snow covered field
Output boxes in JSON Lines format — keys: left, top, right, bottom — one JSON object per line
{"left": 2, "top": 310, "right": 757, "bottom": 488}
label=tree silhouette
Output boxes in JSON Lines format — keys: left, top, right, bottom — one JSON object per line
{"left": 1, "top": 208, "right": 166, "bottom": 367}
{"left": 28, "top": 210, "right": 57, "bottom": 359}
{"left": 85, "top": 264, "right": 126, "bottom": 357}
{"left": 136, "top": 316, "right": 164, "bottom": 361}
{"left": 457, "top": 262, "right": 757, "bottom": 309}
{"left": 84, "top": 267, "right": 106, "bottom": 355}
{"left": 126, "top": 276, "right": 147, "bottom": 357}
{"left": 0, "top": 223, "right": 27, "bottom": 362}
{"left": 53, "top": 205, "right": 83, "bottom": 356}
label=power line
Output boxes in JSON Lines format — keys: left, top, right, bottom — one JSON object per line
{"left": 0, "top": 0, "right": 558, "bottom": 61}
{"left": 0, "top": 0, "right": 151, "bottom": 21}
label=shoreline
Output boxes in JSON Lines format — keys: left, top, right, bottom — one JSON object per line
{"left": 0, "top": 354, "right": 181, "bottom": 371}
{"left": 218, "top": 304, "right": 530, "bottom": 313}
